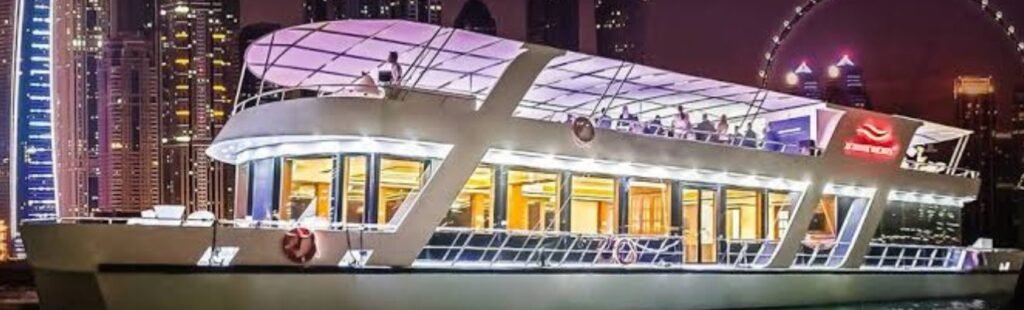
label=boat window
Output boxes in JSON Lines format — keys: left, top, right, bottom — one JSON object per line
{"left": 766, "top": 191, "right": 798, "bottom": 241}
{"left": 682, "top": 185, "right": 717, "bottom": 263}
{"left": 280, "top": 156, "right": 334, "bottom": 220}
{"left": 343, "top": 156, "right": 367, "bottom": 223}
{"left": 806, "top": 194, "right": 838, "bottom": 244}
{"left": 507, "top": 169, "right": 559, "bottom": 231}
{"left": 445, "top": 166, "right": 494, "bottom": 228}
{"left": 725, "top": 189, "right": 763, "bottom": 240}
{"left": 249, "top": 158, "right": 277, "bottom": 221}
{"left": 874, "top": 200, "right": 961, "bottom": 246}
{"left": 378, "top": 158, "right": 425, "bottom": 224}
{"left": 235, "top": 162, "right": 250, "bottom": 219}
{"left": 628, "top": 179, "right": 669, "bottom": 235}
{"left": 569, "top": 175, "right": 616, "bottom": 234}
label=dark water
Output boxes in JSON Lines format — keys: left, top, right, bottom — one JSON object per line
{"left": 792, "top": 296, "right": 1011, "bottom": 309}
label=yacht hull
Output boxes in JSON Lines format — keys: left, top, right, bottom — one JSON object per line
{"left": 31, "top": 265, "right": 1017, "bottom": 310}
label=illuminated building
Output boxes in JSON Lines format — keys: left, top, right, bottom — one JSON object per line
{"left": 304, "top": 0, "right": 442, "bottom": 23}
{"left": 954, "top": 76, "right": 997, "bottom": 244}
{"left": 595, "top": 0, "right": 646, "bottom": 62}
{"left": 98, "top": 35, "right": 159, "bottom": 213}
{"left": 824, "top": 55, "right": 872, "bottom": 110}
{"left": 53, "top": 0, "right": 107, "bottom": 218}
{"left": 10, "top": 0, "right": 57, "bottom": 258}
{"left": 0, "top": 0, "right": 12, "bottom": 260}
{"left": 526, "top": 0, "right": 578, "bottom": 50}
{"left": 157, "top": 0, "right": 239, "bottom": 218}
{"left": 785, "top": 61, "right": 822, "bottom": 100}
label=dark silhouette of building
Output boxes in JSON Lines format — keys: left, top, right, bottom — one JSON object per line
{"left": 824, "top": 55, "right": 872, "bottom": 110}
{"left": 526, "top": 0, "right": 578, "bottom": 50}
{"left": 454, "top": 0, "right": 496, "bottom": 35}
{"left": 785, "top": 62, "right": 822, "bottom": 99}
{"left": 955, "top": 76, "right": 999, "bottom": 245}
{"left": 595, "top": 0, "right": 646, "bottom": 62}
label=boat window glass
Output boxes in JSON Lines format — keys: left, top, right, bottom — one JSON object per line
{"left": 280, "top": 156, "right": 334, "bottom": 220}
{"left": 766, "top": 191, "right": 797, "bottom": 241}
{"left": 235, "top": 162, "right": 250, "bottom": 219}
{"left": 874, "top": 200, "right": 962, "bottom": 246}
{"left": 628, "top": 179, "right": 669, "bottom": 235}
{"left": 682, "top": 185, "right": 717, "bottom": 263}
{"left": 507, "top": 169, "right": 559, "bottom": 231}
{"left": 444, "top": 166, "right": 494, "bottom": 228}
{"left": 725, "top": 188, "right": 763, "bottom": 240}
{"left": 343, "top": 156, "right": 367, "bottom": 223}
{"left": 249, "top": 158, "right": 277, "bottom": 221}
{"left": 806, "top": 194, "right": 838, "bottom": 243}
{"left": 378, "top": 158, "right": 425, "bottom": 224}
{"left": 569, "top": 175, "right": 616, "bottom": 234}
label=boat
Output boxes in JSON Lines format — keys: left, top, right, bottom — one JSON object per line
{"left": 21, "top": 19, "right": 1023, "bottom": 309}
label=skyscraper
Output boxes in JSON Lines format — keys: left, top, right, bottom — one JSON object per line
{"left": 9, "top": 0, "right": 57, "bottom": 258}
{"left": 305, "top": 0, "right": 442, "bottom": 23}
{"left": 824, "top": 55, "right": 872, "bottom": 110}
{"left": 99, "top": 35, "right": 160, "bottom": 214}
{"left": 0, "top": 0, "right": 15, "bottom": 261}
{"left": 594, "top": 0, "right": 646, "bottom": 63}
{"left": 157, "top": 0, "right": 240, "bottom": 218}
{"left": 53, "top": 0, "right": 108, "bottom": 217}
{"left": 784, "top": 61, "right": 822, "bottom": 99}
{"left": 955, "top": 76, "right": 998, "bottom": 244}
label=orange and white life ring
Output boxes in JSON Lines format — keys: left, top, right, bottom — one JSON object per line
{"left": 282, "top": 227, "right": 317, "bottom": 264}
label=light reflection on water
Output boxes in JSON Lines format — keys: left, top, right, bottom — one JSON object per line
{"left": 794, "top": 296, "right": 1011, "bottom": 309}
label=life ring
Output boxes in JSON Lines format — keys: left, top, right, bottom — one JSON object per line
{"left": 612, "top": 238, "right": 638, "bottom": 265}
{"left": 282, "top": 227, "right": 317, "bottom": 264}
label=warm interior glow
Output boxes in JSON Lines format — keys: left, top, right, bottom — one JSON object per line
{"left": 682, "top": 186, "right": 717, "bottom": 263}
{"left": 378, "top": 158, "right": 425, "bottom": 224}
{"left": 507, "top": 170, "right": 559, "bottom": 231}
{"left": 725, "top": 189, "right": 763, "bottom": 240}
{"left": 628, "top": 180, "right": 669, "bottom": 236}
{"left": 446, "top": 166, "right": 494, "bottom": 229}
{"left": 570, "top": 175, "right": 616, "bottom": 234}
{"left": 280, "top": 157, "right": 333, "bottom": 220}
{"left": 343, "top": 156, "right": 366, "bottom": 223}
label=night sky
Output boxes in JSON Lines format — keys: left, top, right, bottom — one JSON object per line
{"left": 243, "top": 0, "right": 1024, "bottom": 126}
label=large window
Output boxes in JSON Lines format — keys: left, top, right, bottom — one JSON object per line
{"left": 249, "top": 158, "right": 277, "bottom": 220}
{"left": 766, "top": 192, "right": 797, "bottom": 241}
{"left": 628, "top": 179, "right": 670, "bottom": 235}
{"left": 378, "top": 158, "right": 425, "bottom": 224}
{"left": 445, "top": 166, "right": 494, "bottom": 228}
{"left": 806, "top": 194, "right": 839, "bottom": 244}
{"left": 874, "top": 201, "right": 961, "bottom": 246}
{"left": 724, "top": 189, "right": 763, "bottom": 240}
{"left": 569, "top": 175, "right": 616, "bottom": 234}
{"left": 507, "top": 169, "right": 559, "bottom": 231}
{"left": 280, "top": 157, "right": 334, "bottom": 220}
{"left": 343, "top": 156, "right": 367, "bottom": 223}
{"left": 682, "top": 185, "right": 716, "bottom": 263}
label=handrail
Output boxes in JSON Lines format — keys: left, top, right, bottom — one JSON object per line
{"left": 582, "top": 118, "right": 822, "bottom": 156}
{"left": 902, "top": 159, "right": 979, "bottom": 179}
{"left": 233, "top": 83, "right": 389, "bottom": 114}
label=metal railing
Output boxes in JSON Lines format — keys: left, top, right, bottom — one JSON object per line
{"left": 233, "top": 83, "right": 389, "bottom": 114}
{"left": 902, "top": 160, "right": 979, "bottom": 179}
{"left": 416, "top": 227, "right": 684, "bottom": 267}
{"left": 861, "top": 243, "right": 967, "bottom": 270}
{"left": 717, "top": 238, "right": 777, "bottom": 267}
{"left": 584, "top": 119, "right": 822, "bottom": 157}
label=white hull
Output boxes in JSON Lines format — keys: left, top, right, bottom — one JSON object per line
{"left": 33, "top": 266, "right": 1017, "bottom": 309}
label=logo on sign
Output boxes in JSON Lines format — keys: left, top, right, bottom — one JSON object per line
{"left": 844, "top": 120, "right": 899, "bottom": 160}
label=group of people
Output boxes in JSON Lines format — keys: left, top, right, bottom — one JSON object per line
{"left": 584, "top": 106, "right": 776, "bottom": 149}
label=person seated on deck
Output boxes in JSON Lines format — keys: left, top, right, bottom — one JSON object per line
{"left": 618, "top": 106, "right": 641, "bottom": 133}
{"left": 595, "top": 108, "right": 613, "bottom": 129}
{"left": 382, "top": 51, "right": 403, "bottom": 85}
{"left": 672, "top": 106, "right": 691, "bottom": 139}
{"left": 741, "top": 123, "right": 759, "bottom": 148}
{"left": 715, "top": 115, "right": 730, "bottom": 143}
{"left": 731, "top": 125, "right": 743, "bottom": 146}
{"left": 644, "top": 115, "right": 666, "bottom": 135}
{"left": 564, "top": 113, "right": 575, "bottom": 124}
{"left": 694, "top": 114, "right": 715, "bottom": 141}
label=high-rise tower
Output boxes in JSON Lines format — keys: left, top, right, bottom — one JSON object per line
{"left": 0, "top": 0, "right": 15, "bottom": 261}
{"left": 824, "top": 55, "right": 872, "bottom": 110}
{"left": 157, "top": 0, "right": 240, "bottom": 218}
{"left": 594, "top": 0, "right": 646, "bottom": 63}
{"left": 305, "top": 0, "right": 442, "bottom": 23}
{"left": 785, "top": 61, "right": 822, "bottom": 100}
{"left": 955, "top": 76, "right": 997, "bottom": 244}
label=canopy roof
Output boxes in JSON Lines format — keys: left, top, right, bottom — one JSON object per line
{"left": 244, "top": 19, "right": 969, "bottom": 144}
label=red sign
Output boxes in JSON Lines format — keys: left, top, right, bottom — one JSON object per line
{"left": 844, "top": 119, "right": 899, "bottom": 160}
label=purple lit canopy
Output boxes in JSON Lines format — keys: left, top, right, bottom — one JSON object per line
{"left": 243, "top": 20, "right": 969, "bottom": 144}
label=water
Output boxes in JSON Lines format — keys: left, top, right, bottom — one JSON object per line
{"left": 794, "top": 296, "right": 1011, "bottom": 309}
